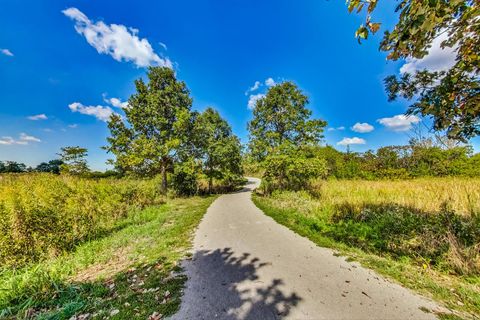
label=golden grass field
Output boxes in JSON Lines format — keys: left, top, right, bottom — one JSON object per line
{"left": 270, "top": 177, "right": 480, "bottom": 217}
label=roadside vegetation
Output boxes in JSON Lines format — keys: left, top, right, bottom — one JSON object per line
{"left": 0, "top": 174, "right": 163, "bottom": 268}
{"left": 0, "top": 190, "right": 216, "bottom": 319}
{"left": 0, "top": 66, "right": 243, "bottom": 319}
{"left": 253, "top": 179, "right": 480, "bottom": 319}
{"left": 245, "top": 77, "right": 480, "bottom": 319}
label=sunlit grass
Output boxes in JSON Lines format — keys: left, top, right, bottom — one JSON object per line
{"left": 271, "top": 177, "right": 480, "bottom": 217}
{"left": 253, "top": 177, "right": 480, "bottom": 319}
{"left": 0, "top": 173, "right": 165, "bottom": 268}
{"left": 0, "top": 196, "right": 217, "bottom": 319}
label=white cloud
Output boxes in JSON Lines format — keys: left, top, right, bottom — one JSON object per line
{"left": 62, "top": 7, "right": 171, "bottom": 68}
{"left": 351, "top": 122, "right": 374, "bottom": 133}
{"left": 1, "top": 49, "right": 13, "bottom": 57}
{"left": 19, "top": 133, "right": 41, "bottom": 142}
{"left": 247, "top": 93, "right": 265, "bottom": 110}
{"left": 400, "top": 32, "right": 457, "bottom": 74}
{"left": 159, "top": 42, "right": 167, "bottom": 50}
{"left": 327, "top": 126, "right": 345, "bottom": 131}
{"left": 337, "top": 137, "right": 366, "bottom": 146}
{"left": 68, "top": 124, "right": 78, "bottom": 128}
{"left": 245, "top": 77, "right": 277, "bottom": 95}
{"left": 104, "top": 97, "right": 129, "bottom": 109}
{"left": 265, "top": 78, "right": 276, "bottom": 87}
{"left": 245, "top": 81, "right": 261, "bottom": 95}
{"left": 0, "top": 137, "right": 17, "bottom": 145}
{"left": 0, "top": 133, "right": 41, "bottom": 145}
{"left": 327, "top": 126, "right": 345, "bottom": 132}
{"left": 68, "top": 102, "right": 116, "bottom": 122}
{"left": 27, "top": 114, "right": 48, "bottom": 121}
{"left": 377, "top": 114, "right": 421, "bottom": 132}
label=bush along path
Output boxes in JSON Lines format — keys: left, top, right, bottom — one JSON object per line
{"left": 172, "top": 178, "right": 448, "bottom": 320}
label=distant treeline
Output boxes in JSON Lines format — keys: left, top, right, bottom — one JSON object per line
{"left": 318, "top": 144, "right": 480, "bottom": 179}
{"left": 245, "top": 143, "right": 480, "bottom": 181}
{"left": 0, "top": 160, "right": 63, "bottom": 174}
{"left": 0, "top": 160, "right": 118, "bottom": 178}
{"left": 317, "top": 145, "right": 480, "bottom": 179}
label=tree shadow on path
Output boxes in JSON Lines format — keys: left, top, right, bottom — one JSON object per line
{"left": 174, "top": 247, "right": 302, "bottom": 320}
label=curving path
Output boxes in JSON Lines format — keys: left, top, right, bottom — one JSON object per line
{"left": 172, "top": 178, "right": 444, "bottom": 319}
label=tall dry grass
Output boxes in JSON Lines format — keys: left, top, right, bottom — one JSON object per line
{"left": 0, "top": 174, "right": 165, "bottom": 268}
{"left": 261, "top": 177, "right": 480, "bottom": 275}
{"left": 304, "top": 177, "right": 480, "bottom": 216}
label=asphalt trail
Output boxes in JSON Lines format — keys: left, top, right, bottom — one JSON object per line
{"left": 172, "top": 178, "right": 442, "bottom": 319}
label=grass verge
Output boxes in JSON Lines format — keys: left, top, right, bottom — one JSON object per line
{"left": 253, "top": 193, "right": 479, "bottom": 320}
{"left": 0, "top": 196, "right": 217, "bottom": 319}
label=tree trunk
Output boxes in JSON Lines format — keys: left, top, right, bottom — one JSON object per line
{"left": 208, "top": 176, "right": 213, "bottom": 194}
{"left": 161, "top": 162, "right": 167, "bottom": 194}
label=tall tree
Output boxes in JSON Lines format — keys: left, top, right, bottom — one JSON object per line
{"left": 195, "top": 108, "right": 243, "bottom": 192}
{"left": 58, "top": 146, "right": 89, "bottom": 175}
{"left": 247, "top": 81, "right": 327, "bottom": 160}
{"left": 346, "top": 0, "right": 479, "bottom": 141}
{"left": 105, "top": 66, "right": 193, "bottom": 193}
{"left": 35, "top": 159, "right": 64, "bottom": 174}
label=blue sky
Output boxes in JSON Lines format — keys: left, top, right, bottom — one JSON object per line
{"left": 1, "top": 0, "right": 478, "bottom": 170}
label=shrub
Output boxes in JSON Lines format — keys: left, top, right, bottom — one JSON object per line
{"left": 262, "top": 145, "right": 328, "bottom": 194}
{"left": 171, "top": 160, "right": 199, "bottom": 196}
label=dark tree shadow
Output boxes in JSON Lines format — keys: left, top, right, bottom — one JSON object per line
{"left": 175, "top": 247, "right": 301, "bottom": 320}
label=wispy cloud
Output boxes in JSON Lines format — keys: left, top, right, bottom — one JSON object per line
{"left": 247, "top": 93, "right": 265, "bottom": 110}
{"left": 351, "top": 122, "right": 374, "bottom": 133}
{"left": 327, "top": 126, "right": 345, "bottom": 132}
{"left": 1, "top": 49, "right": 14, "bottom": 57}
{"left": 0, "top": 133, "right": 41, "bottom": 145}
{"left": 19, "top": 133, "right": 41, "bottom": 142}
{"left": 337, "top": 137, "right": 366, "bottom": 146}
{"left": 246, "top": 77, "right": 278, "bottom": 96}
{"left": 104, "top": 96, "right": 129, "bottom": 109}
{"left": 62, "top": 7, "right": 171, "bottom": 68}
{"left": 68, "top": 102, "right": 117, "bottom": 122}
{"left": 245, "top": 81, "right": 261, "bottom": 95}
{"left": 68, "top": 124, "right": 78, "bottom": 128}
{"left": 27, "top": 114, "right": 48, "bottom": 121}
{"left": 0, "top": 137, "right": 19, "bottom": 145}
{"left": 159, "top": 42, "right": 168, "bottom": 50}
{"left": 265, "top": 77, "right": 276, "bottom": 87}
{"left": 377, "top": 114, "right": 420, "bottom": 132}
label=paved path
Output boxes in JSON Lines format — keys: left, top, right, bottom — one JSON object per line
{"left": 172, "top": 178, "right": 443, "bottom": 319}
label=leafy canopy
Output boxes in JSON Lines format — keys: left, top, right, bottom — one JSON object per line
{"left": 58, "top": 146, "right": 89, "bottom": 175}
{"left": 105, "top": 67, "right": 193, "bottom": 191}
{"left": 248, "top": 81, "right": 327, "bottom": 160}
{"left": 194, "top": 107, "right": 243, "bottom": 186}
{"left": 262, "top": 144, "right": 328, "bottom": 194}
{"left": 35, "top": 159, "right": 64, "bottom": 174}
{"left": 347, "top": 0, "right": 479, "bottom": 141}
